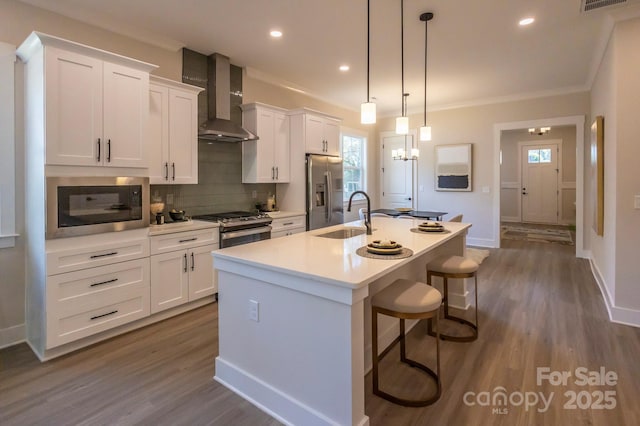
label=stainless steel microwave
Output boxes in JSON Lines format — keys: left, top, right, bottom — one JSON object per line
{"left": 46, "top": 177, "right": 150, "bottom": 239}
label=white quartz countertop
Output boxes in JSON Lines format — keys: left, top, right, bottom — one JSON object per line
{"left": 148, "top": 219, "right": 218, "bottom": 236}
{"left": 213, "top": 217, "right": 471, "bottom": 289}
{"left": 266, "top": 210, "right": 306, "bottom": 219}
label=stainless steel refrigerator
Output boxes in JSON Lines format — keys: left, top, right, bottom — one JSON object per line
{"left": 306, "top": 154, "right": 344, "bottom": 230}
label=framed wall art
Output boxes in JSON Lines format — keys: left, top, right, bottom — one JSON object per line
{"left": 435, "top": 143, "right": 472, "bottom": 191}
{"left": 591, "top": 116, "right": 604, "bottom": 236}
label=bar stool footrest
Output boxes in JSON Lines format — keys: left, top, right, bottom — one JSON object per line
{"left": 428, "top": 315, "right": 478, "bottom": 342}
{"left": 373, "top": 355, "right": 441, "bottom": 407}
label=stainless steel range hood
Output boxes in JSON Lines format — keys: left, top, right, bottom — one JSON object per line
{"left": 197, "top": 53, "right": 257, "bottom": 142}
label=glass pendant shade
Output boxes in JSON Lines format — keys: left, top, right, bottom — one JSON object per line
{"left": 360, "top": 102, "right": 376, "bottom": 124}
{"left": 419, "top": 125, "right": 432, "bottom": 141}
{"left": 396, "top": 116, "right": 409, "bottom": 135}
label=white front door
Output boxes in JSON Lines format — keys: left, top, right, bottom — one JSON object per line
{"left": 521, "top": 143, "right": 559, "bottom": 224}
{"left": 380, "top": 132, "right": 415, "bottom": 209}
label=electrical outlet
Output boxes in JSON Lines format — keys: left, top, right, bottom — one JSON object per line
{"left": 252, "top": 190, "right": 257, "bottom": 199}
{"left": 482, "top": 186, "right": 490, "bottom": 193}
{"left": 635, "top": 195, "right": 640, "bottom": 210}
{"left": 249, "top": 299, "right": 259, "bottom": 322}
{"left": 166, "top": 193, "right": 174, "bottom": 204}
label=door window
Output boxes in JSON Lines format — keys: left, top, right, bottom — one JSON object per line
{"left": 528, "top": 148, "right": 552, "bottom": 163}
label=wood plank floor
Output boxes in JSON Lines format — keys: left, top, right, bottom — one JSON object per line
{"left": 2, "top": 238, "right": 639, "bottom": 425}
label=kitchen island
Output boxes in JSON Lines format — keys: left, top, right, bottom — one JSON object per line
{"left": 212, "top": 216, "right": 471, "bottom": 426}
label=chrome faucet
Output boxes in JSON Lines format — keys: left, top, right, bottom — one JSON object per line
{"left": 347, "top": 191, "right": 372, "bottom": 235}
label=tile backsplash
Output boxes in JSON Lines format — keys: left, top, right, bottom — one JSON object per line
{"left": 151, "top": 142, "right": 275, "bottom": 217}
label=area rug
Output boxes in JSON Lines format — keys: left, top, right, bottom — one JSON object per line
{"left": 466, "top": 247, "right": 490, "bottom": 264}
{"left": 501, "top": 225, "right": 574, "bottom": 245}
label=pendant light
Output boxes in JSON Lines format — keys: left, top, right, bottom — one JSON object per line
{"left": 360, "top": 0, "right": 376, "bottom": 124}
{"left": 395, "top": 0, "right": 408, "bottom": 135}
{"left": 419, "top": 12, "right": 433, "bottom": 142}
{"left": 392, "top": 0, "right": 418, "bottom": 161}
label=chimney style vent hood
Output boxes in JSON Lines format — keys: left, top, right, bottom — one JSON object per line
{"left": 197, "top": 53, "right": 258, "bottom": 142}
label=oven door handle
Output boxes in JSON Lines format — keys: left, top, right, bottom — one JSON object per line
{"left": 221, "top": 226, "right": 272, "bottom": 240}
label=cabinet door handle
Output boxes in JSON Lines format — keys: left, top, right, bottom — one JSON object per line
{"left": 271, "top": 166, "right": 275, "bottom": 180}
{"left": 164, "top": 162, "right": 169, "bottom": 180}
{"left": 275, "top": 166, "right": 278, "bottom": 180}
{"left": 107, "top": 139, "right": 111, "bottom": 162}
{"left": 97, "top": 138, "right": 101, "bottom": 162}
{"left": 90, "top": 310, "right": 118, "bottom": 321}
{"left": 90, "top": 251, "right": 118, "bottom": 259}
{"left": 172, "top": 163, "right": 176, "bottom": 181}
{"left": 191, "top": 252, "right": 195, "bottom": 271}
{"left": 90, "top": 278, "right": 118, "bottom": 287}
{"left": 183, "top": 253, "right": 188, "bottom": 273}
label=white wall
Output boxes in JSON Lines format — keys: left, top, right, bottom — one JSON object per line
{"left": 612, "top": 19, "right": 640, "bottom": 312}
{"left": 589, "top": 17, "right": 640, "bottom": 326}
{"left": 590, "top": 26, "right": 617, "bottom": 306}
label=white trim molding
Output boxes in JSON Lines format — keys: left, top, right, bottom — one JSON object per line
{"left": 0, "top": 41, "right": 17, "bottom": 249}
{"left": 0, "top": 323, "right": 25, "bottom": 349}
{"left": 494, "top": 115, "right": 586, "bottom": 258}
{"left": 590, "top": 259, "right": 640, "bottom": 328}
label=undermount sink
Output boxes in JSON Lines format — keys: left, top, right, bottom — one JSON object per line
{"left": 316, "top": 227, "right": 368, "bottom": 239}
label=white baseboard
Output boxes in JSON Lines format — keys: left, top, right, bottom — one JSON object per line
{"left": 215, "top": 357, "right": 370, "bottom": 426}
{"left": 590, "top": 258, "right": 640, "bottom": 328}
{"left": 0, "top": 323, "right": 25, "bottom": 349}
{"left": 467, "top": 237, "right": 496, "bottom": 248}
{"left": 500, "top": 216, "right": 520, "bottom": 223}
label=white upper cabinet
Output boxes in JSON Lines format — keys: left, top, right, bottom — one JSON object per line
{"left": 289, "top": 109, "right": 341, "bottom": 156}
{"left": 241, "top": 103, "right": 290, "bottom": 183}
{"left": 44, "top": 47, "right": 103, "bottom": 166}
{"left": 17, "top": 32, "right": 157, "bottom": 169}
{"left": 149, "top": 76, "right": 203, "bottom": 184}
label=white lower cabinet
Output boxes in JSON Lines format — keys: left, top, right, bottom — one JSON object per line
{"left": 31, "top": 227, "right": 218, "bottom": 359}
{"left": 43, "top": 230, "right": 152, "bottom": 350}
{"left": 150, "top": 229, "right": 219, "bottom": 314}
{"left": 46, "top": 258, "right": 150, "bottom": 348}
{"left": 271, "top": 215, "right": 306, "bottom": 239}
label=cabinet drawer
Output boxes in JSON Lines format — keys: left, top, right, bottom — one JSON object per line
{"left": 46, "top": 259, "right": 150, "bottom": 348}
{"left": 47, "top": 236, "right": 149, "bottom": 275}
{"left": 150, "top": 228, "right": 218, "bottom": 255}
{"left": 47, "top": 258, "right": 149, "bottom": 303}
{"left": 271, "top": 215, "right": 305, "bottom": 232}
{"left": 272, "top": 227, "right": 306, "bottom": 239}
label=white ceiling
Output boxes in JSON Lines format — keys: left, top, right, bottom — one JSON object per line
{"left": 18, "top": 0, "right": 640, "bottom": 117}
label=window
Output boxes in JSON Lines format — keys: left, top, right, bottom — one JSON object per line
{"left": 342, "top": 131, "right": 367, "bottom": 201}
{"left": 528, "top": 148, "right": 552, "bottom": 164}
{"left": 0, "top": 42, "right": 16, "bottom": 248}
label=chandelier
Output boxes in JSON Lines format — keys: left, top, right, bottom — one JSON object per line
{"left": 529, "top": 127, "right": 551, "bottom": 135}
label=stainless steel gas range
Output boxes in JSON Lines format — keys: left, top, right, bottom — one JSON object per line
{"left": 192, "top": 211, "right": 272, "bottom": 248}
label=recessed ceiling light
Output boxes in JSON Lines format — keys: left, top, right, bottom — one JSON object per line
{"left": 270, "top": 30, "right": 283, "bottom": 38}
{"left": 519, "top": 17, "right": 535, "bottom": 26}
{"left": 339, "top": 65, "right": 350, "bottom": 72}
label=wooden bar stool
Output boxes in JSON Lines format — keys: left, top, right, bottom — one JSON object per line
{"left": 426, "top": 255, "right": 479, "bottom": 342}
{"left": 371, "top": 278, "right": 442, "bottom": 406}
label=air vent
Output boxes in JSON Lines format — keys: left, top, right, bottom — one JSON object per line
{"left": 581, "top": 0, "right": 628, "bottom": 12}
